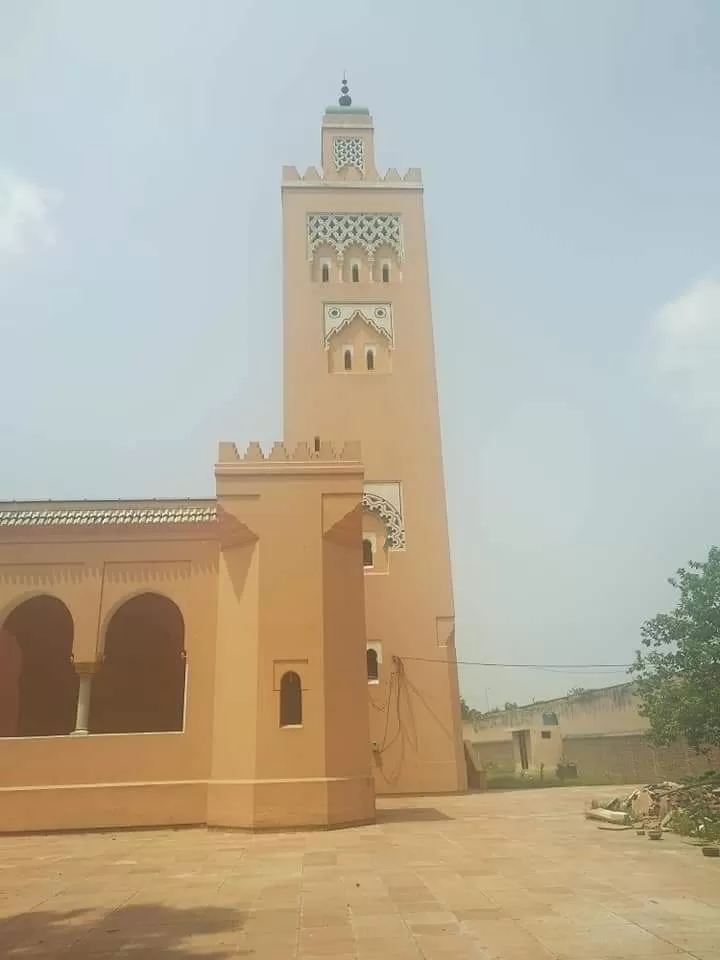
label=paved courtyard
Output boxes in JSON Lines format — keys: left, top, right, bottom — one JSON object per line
{"left": 0, "top": 785, "right": 718, "bottom": 959}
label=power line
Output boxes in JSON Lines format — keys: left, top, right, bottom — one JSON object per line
{"left": 399, "top": 655, "right": 632, "bottom": 671}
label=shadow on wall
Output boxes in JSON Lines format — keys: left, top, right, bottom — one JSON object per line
{"left": 0, "top": 904, "right": 249, "bottom": 958}
{"left": 91, "top": 593, "right": 186, "bottom": 734}
{"left": 0, "top": 597, "right": 77, "bottom": 737}
{"left": 0, "top": 592, "right": 187, "bottom": 738}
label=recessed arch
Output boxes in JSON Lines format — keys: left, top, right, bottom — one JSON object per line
{"left": 280, "top": 671, "right": 302, "bottom": 727}
{"left": 97, "top": 588, "right": 181, "bottom": 657}
{"left": 0, "top": 595, "right": 77, "bottom": 737}
{"left": 366, "top": 648, "right": 379, "bottom": 682}
{"left": 0, "top": 589, "right": 68, "bottom": 628}
{"left": 362, "top": 538, "right": 374, "bottom": 568}
{"left": 90, "top": 592, "right": 186, "bottom": 734}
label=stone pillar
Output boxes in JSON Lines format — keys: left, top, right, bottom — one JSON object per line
{"left": 71, "top": 663, "right": 98, "bottom": 736}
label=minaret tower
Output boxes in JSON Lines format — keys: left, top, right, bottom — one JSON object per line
{"left": 281, "top": 80, "right": 466, "bottom": 794}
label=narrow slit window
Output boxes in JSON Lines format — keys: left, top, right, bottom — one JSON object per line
{"left": 366, "top": 648, "right": 379, "bottom": 682}
{"left": 344, "top": 349, "right": 352, "bottom": 371}
{"left": 321, "top": 263, "right": 330, "bottom": 282}
{"left": 366, "top": 349, "right": 375, "bottom": 371}
{"left": 382, "top": 263, "right": 390, "bottom": 283}
{"left": 351, "top": 263, "right": 360, "bottom": 283}
{"left": 362, "top": 538, "right": 374, "bottom": 567}
{"left": 280, "top": 671, "right": 302, "bottom": 727}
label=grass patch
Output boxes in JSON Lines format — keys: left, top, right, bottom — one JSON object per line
{"left": 484, "top": 772, "right": 625, "bottom": 791}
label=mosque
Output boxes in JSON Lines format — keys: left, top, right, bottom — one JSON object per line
{"left": 0, "top": 82, "right": 467, "bottom": 832}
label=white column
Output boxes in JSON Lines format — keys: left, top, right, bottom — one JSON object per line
{"left": 71, "top": 673, "right": 93, "bottom": 736}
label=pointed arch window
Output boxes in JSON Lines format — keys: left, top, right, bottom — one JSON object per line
{"left": 280, "top": 671, "right": 302, "bottom": 727}
{"left": 362, "top": 538, "right": 374, "bottom": 567}
{"left": 382, "top": 263, "right": 390, "bottom": 283}
{"left": 366, "top": 348, "right": 375, "bottom": 372}
{"left": 351, "top": 263, "right": 360, "bottom": 283}
{"left": 343, "top": 349, "right": 352, "bottom": 371}
{"left": 366, "top": 648, "right": 379, "bottom": 682}
{"left": 321, "top": 263, "right": 330, "bottom": 283}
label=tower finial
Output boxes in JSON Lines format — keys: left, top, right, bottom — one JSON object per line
{"left": 338, "top": 73, "right": 352, "bottom": 108}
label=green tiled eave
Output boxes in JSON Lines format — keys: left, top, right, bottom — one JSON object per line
{"left": 0, "top": 501, "right": 218, "bottom": 527}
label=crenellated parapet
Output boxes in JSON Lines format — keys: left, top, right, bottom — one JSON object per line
{"left": 216, "top": 440, "right": 362, "bottom": 465}
{"left": 281, "top": 166, "right": 422, "bottom": 188}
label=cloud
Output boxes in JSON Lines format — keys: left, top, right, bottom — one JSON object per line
{"left": 0, "top": 168, "right": 61, "bottom": 263}
{"left": 654, "top": 278, "right": 720, "bottom": 418}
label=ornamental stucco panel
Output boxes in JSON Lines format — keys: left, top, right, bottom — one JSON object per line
{"left": 332, "top": 137, "right": 365, "bottom": 174}
{"left": 323, "top": 304, "right": 394, "bottom": 347}
{"left": 308, "top": 214, "right": 403, "bottom": 261}
{"left": 362, "top": 482, "right": 406, "bottom": 550}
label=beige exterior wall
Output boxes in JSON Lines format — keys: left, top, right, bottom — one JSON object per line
{"left": 464, "top": 683, "right": 719, "bottom": 781}
{"left": 0, "top": 443, "right": 375, "bottom": 833}
{"left": 282, "top": 106, "right": 465, "bottom": 795}
{"left": 0, "top": 513, "right": 218, "bottom": 830}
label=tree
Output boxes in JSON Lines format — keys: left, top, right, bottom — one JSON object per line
{"left": 631, "top": 546, "right": 720, "bottom": 752}
{"left": 460, "top": 697, "right": 484, "bottom": 723}
{"left": 503, "top": 701, "right": 518, "bottom": 711}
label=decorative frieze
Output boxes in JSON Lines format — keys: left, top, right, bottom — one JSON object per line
{"left": 323, "top": 303, "right": 393, "bottom": 347}
{"left": 308, "top": 213, "right": 403, "bottom": 261}
{"left": 362, "top": 482, "right": 406, "bottom": 550}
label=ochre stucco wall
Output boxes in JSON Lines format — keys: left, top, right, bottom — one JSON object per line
{"left": 0, "top": 443, "right": 376, "bottom": 833}
{"left": 282, "top": 107, "right": 466, "bottom": 795}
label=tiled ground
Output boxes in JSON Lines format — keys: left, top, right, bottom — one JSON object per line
{"left": 0, "top": 785, "right": 719, "bottom": 959}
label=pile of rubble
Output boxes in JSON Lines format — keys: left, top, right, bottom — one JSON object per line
{"left": 585, "top": 772, "right": 720, "bottom": 842}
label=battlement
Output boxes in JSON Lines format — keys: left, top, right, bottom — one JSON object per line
{"left": 281, "top": 166, "right": 422, "bottom": 187}
{"left": 217, "top": 440, "right": 362, "bottom": 464}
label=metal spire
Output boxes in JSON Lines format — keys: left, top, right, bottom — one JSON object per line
{"left": 338, "top": 73, "right": 352, "bottom": 107}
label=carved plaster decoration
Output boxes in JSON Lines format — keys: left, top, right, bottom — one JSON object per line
{"left": 308, "top": 213, "right": 403, "bottom": 262}
{"left": 333, "top": 137, "right": 365, "bottom": 174}
{"left": 323, "top": 303, "right": 394, "bottom": 348}
{"left": 362, "top": 482, "right": 406, "bottom": 550}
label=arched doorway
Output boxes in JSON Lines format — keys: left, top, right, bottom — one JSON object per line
{"left": 90, "top": 593, "right": 186, "bottom": 734}
{"left": 0, "top": 596, "right": 77, "bottom": 737}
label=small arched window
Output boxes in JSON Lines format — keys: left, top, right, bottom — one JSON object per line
{"left": 351, "top": 263, "right": 360, "bottom": 283}
{"left": 344, "top": 349, "right": 352, "bottom": 371}
{"left": 382, "top": 263, "right": 390, "bottom": 283}
{"left": 321, "top": 263, "right": 330, "bottom": 282}
{"left": 280, "top": 671, "right": 302, "bottom": 727}
{"left": 362, "top": 538, "right": 374, "bottom": 568}
{"left": 366, "top": 349, "right": 375, "bottom": 372}
{"left": 366, "top": 648, "right": 379, "bottom": 682}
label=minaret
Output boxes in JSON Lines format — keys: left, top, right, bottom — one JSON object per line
{"left": 281, "top": 80, "right": 466, "bottom": 794}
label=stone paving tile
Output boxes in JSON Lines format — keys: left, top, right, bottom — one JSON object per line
{"left": 0, "top": 786, "right": 719, "bottom": 958}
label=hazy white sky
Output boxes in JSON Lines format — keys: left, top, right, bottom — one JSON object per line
{"left": 1, "top": 0, "right": 719, "bottom": 708}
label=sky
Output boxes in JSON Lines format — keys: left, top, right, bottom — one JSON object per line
{"left": 1, "top": 1, "right": 719, "bottom": 709}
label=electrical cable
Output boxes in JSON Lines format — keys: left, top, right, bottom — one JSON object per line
{"left": 399, "top": 655, "right": 633, "bottom": 670}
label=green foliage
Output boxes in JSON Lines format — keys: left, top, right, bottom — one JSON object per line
{"left": 503, "top": 701, "right": 518, "bottom": 710}
{"left": 631, "top": 546, "right": 720, "bottom": 752}
{"left": 485, "top": 772, "right": 621, "bottom": 791}
{"left": 460, "top": 697, "right": 483, "bottom": 723}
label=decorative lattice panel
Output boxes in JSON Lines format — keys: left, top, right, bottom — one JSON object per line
{"left": 333, "top": 137, "right": 365, "bottom": 174}
{"left": 362, "top": 490, "right": 406, "bottom": 550}
{"left": 308, "top": 213, "right": 402, "bottom": 261}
